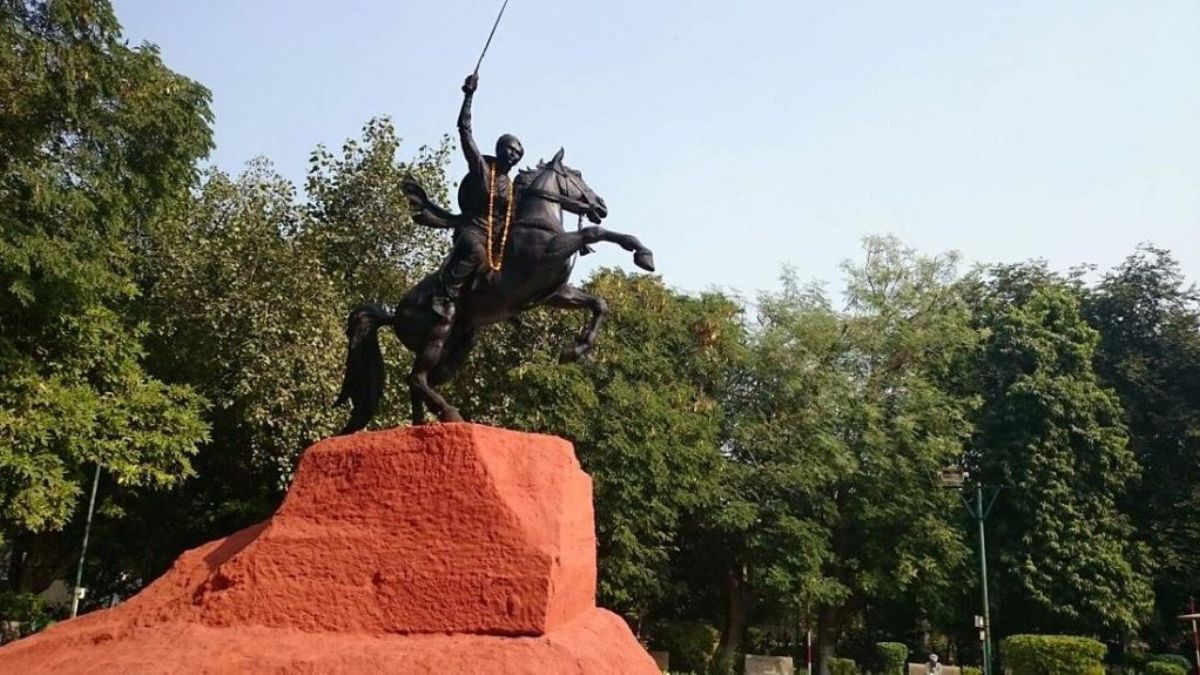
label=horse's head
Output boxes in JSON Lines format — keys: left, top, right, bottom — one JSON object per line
{"left": 517, "top": 148, "right": 607, "bottom": 223}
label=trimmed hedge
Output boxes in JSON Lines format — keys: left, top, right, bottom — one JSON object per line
{"left": 962, "top": 667, "right": 982, "bottom": 675}
{"left": 1145, "top": 662, "right": 1188, "bottom": 675}
{"left": 876, "top": 642, "right": 908, "bottom": 674}
{"left": 1151, "top": 654, "right": 1193, "bottom": 671}
{"left": 829, "top": 657, "right": 860, "bottom": 675}
{"left": 1001, "top": 634, "right": 1106, "bottom": 675}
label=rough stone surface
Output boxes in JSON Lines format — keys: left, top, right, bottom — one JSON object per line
{"left": 0, "top": 423, "right": 658, "bottom": 674}
{"left": 744, "top": 654, "right": 796, "bottom": 675}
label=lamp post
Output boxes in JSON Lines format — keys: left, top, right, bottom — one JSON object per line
{"left": 70, "top": 463, "right": 102, "bottom": 618}
{"left": 939, "top": 466, "right": 1001, "bottom": 675}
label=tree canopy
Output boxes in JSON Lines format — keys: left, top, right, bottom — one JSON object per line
{"left": 0, "top": 0, "right": 211, "bottom": 589}
{"left": 2, "top": 2, "right": 1198, "bottom": 672}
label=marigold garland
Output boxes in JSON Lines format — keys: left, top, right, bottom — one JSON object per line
{"left": 485, "top": 163, "right": 515, "bottom": 272}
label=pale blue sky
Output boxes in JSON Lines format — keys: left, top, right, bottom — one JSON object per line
{"left": 113, "top": 1, "right": 1199, "bottom": 296}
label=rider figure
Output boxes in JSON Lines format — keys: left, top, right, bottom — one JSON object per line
{"left": 432, "top": 73, "right": 524, "bottom": 320}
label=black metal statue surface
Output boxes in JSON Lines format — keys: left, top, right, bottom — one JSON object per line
{"left": 335, "top": 74, "right": 655, "bottom": 432}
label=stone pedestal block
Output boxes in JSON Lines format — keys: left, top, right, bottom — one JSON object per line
{"left": 0, "top": 424, "right": 658, "bottom": 674}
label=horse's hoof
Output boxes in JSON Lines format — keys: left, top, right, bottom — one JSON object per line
{"left": 634, "top": 251, "right": 655, "bottom": 272}
{"left": 439, "top": 408, "right": 464, "bottom": 423}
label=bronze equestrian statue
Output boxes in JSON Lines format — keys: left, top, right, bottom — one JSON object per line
{"left": 335, "top": 74, "right": 655, "bottom": 432}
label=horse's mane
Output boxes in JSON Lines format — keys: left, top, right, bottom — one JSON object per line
{"left": 514, "top": 162, "right": 548, "bottom": 189}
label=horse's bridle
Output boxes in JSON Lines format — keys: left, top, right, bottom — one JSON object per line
{"left": 520, "top": 166, "right": 597, "bottom": 217}
{"left": 519, "top": 164, "right": 596, "bottom": 257}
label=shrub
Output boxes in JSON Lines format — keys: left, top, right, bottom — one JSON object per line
{"left": 745, "top": 626, "right": 791, "bottom": 656}
{"left": 876, "top": 642, "right": 908, "bottom": 674}
{"left": 647, "top": 621, "right": 719, "bottom": 675}
{"left": 0, "top": 591, "right": 45, "bottom": 623}
{"left": 0, "top": 591, "right": 55, "bottom": 641}
{"left": 1150, "top": 654, "right": 1193, "bottom": 671}
{"left": 1145, "top": 662, "right": 1188, "bottom": 675}
{"left": 829, "top": 657, "right": 860, "bottom": 675}
{"left": 962, "top": 667, "right": 982, "bottom": 675}
{"left": 1001, "top": 634, "right": 1106, "bottom": 675}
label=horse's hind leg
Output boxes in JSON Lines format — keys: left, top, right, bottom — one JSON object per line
{"left": 430, "top": 329, "right": 478, "bottom": 387}
{"left": 409, "top": 387, "right": 426, "bottom": 426}
{"left": 407, "top": 312, "right": 463, "bottom": 424}
{"left": 544, "top": 226, "right": 655, "bottom": 272}
{"left": 542, "top": 284, "right": 608, "bottom": 363}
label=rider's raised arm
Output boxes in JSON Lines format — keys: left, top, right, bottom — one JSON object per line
{"left": 458, "top": 74, "right": 486, "bottom": 178}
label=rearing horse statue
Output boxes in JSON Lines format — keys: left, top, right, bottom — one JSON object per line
{"left": 335, "top": 149, "right": 655, "bottom": 432}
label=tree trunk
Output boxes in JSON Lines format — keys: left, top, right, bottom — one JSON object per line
{"left": 15, "top": 531, "right": 74, "bottom": 594}
{"left": 5, "top": 535, "right": 25, "bottom": 592}
{"left": 714, "top": 565, "right": 748, "bottom": 675}
{"left": 816, "top": 603, "right": 840, "bottom": 675}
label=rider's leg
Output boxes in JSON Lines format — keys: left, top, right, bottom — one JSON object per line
{"left": 434, "top": 230, "right": 486, "bottom": 318}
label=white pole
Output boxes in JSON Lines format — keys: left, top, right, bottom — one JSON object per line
{"left": 807, "top": 626, "right": 813, "bottom": 675}
{"left": 1191, "top": 617, "right": 1199, "bottom": 675}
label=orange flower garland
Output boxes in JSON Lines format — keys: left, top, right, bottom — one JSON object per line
{"left": 485, "top": 163, "right": 515, "bottom": 272}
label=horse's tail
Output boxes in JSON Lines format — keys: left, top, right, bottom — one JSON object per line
{"left": 335, "top": 304, "right": 395, "bottom": 434}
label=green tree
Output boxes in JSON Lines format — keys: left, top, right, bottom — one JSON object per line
{"left": 702, "top": 274, "right": 852, "bottom": 672}
{"left": 967, "top": 267, "right": 1153, "bottom": 638}
{"left": 703, "top": 238, "right": 976, "bottom": 675}
{"left": 450, "top": 270, "right": 744, "bottom": 624}
{"left": 0, "top": 0, "right": 210, "bottom": 591}
{"left": 813, "top": 238, "right": 976, "bottom": 674}
{"left": 1082, "top": 246, "right": 1200, "bottom": 643}
{"left": 303, "top": 117, "right": 450, "bottom": 303}
{"left": 90, "top": 122, "right": 455, "bottom": 593}
{"left": 140, "top": 162, "right": 344, "bottom": 483}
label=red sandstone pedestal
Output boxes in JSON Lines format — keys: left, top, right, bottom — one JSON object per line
{"left": 0, "top": 424, "right": 659, "bottom": 674}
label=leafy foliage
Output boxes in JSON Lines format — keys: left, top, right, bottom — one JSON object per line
{"left": 828, "top": 656, "right": 860, "bottom": 675}
{"left": 648, "top": 620, "right": 720, "bottom": 674}
{"left": 700, "top": 237, "right": 978, "bottom": 673}
{"left": 88, "top": 120, "right": 453, "bottom": 589}
{"left": 876, "top": 641, "right": 909, "bottom": 673}
{"left": 966, "top": 267, "right": 1153, "bottom": 637}
{"left": 452, "top": 270, "right": 744, "bottom": 619}
{"left": 1000, "top": 634, "right": 1106, "bottom": 675}
{"left": 0, "top": 0, "right": 210, "bottom": 564}
{"left": 1148, "top": 654, "right": 1193, "bottom": 672}
{"left": 1082, "top": 246, "right": 1200, "bottom": 640}
{"left": 1145, "top": 662, "right": 1189, "bottom": 675}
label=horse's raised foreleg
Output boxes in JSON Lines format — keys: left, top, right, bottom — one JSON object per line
{"left": 545, "top": 226, "right": 655, "bottom": 272}
{"left": 541, "top": 284, "right": 608, "bottom": 363}
{"left": 407, "top": 311, "right": 463, "bottom": 424}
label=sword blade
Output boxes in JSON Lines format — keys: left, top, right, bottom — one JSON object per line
{"left": 473, "top": 0, "right": 511, "bottom": 75}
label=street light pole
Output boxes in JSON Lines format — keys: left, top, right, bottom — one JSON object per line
{"left": 972, "top": 482, "right": 995, "bottom": 675}
{"left": 70, "top": 463, "right": 101, "bottom": 618}
{"left": 939, "top": 466, "right": 999, "bottom": 675}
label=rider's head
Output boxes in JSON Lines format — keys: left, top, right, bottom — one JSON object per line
{"left": 495, "top": 134, "right": 524, "bottom": 170}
